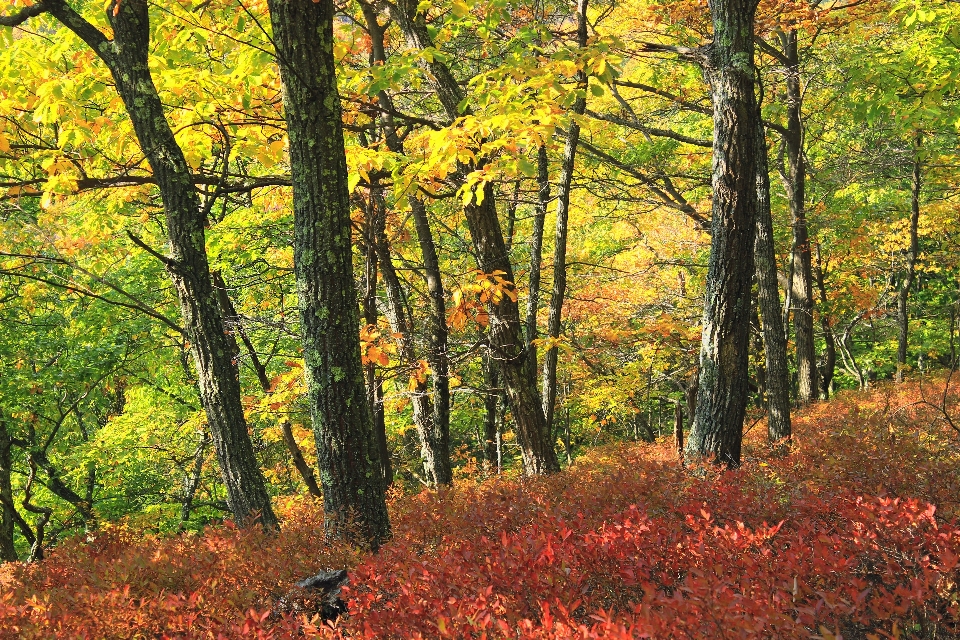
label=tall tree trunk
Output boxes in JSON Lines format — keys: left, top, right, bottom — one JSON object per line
{"left": 754, "top": 116, "right": 791, "bottom": 442}
{"left": 387, "top": 0, "right": 559, "bottom": 475}
{"left": 373, "top": 208, "right": 452, "bottom": 486}
{"left": 897, "top": 135, "right": 922, "bottom": 383}
{"left": 362, "top": 191, "right": 393, "bottom": 487}
{"left": 410, "top": 199, "right": 453, "bottom": 483}
{"left": 0, "top": 418, "right": 17, "bottom": 561}
{"left": 39, "top": 0, "right": 277, "bottom": 529}
{"left": 361, "top": 4, "right": 447, "bottom": 481}
{"left": 268, "top": 0, "right": 390, "bottom": 547}
{"left": 482, "top": 351, "right": 500, "bottom": 472}
{"left": 686, "top": 0, "right": 760, "bottom": 468}
{"left": 780, "top": 29, "right": 818, "bottom": 405}
{"left": 526, "top": 145, "right": 550, "bottom": 362}
{"left": 814, "top": 244, "right": 836, "bottom": 399}
{"left": 542, "top": 0, "right": 589, "bottom": 437}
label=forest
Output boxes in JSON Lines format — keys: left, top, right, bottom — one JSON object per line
{"left": 0, "top": 0, "right": 959, "bottom": 636}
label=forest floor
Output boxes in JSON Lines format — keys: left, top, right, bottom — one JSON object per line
{"left": 2, "top": 377, "right": 960, "bottom": 639}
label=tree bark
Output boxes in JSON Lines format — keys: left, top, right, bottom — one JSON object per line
{"left": 896, "top": 135, "right": 922, "bottom": 383}
{"left": 482, "top": 351, "right": 500, "bottom": 472}
{"left": 542, "top": 0, "right": 589, "bottom": 437}
{"left": 813, "top": 244, "right": 836, "bottom": 399}
{"left": 754, "top": 116, "right": 791, "bottom": 442}
{"left": 410, "top": 199, "right": 453, "bottom": 483}
{"left": 686, "top": 0, "right": 760, "bottom": 468}
{"left": 268, "top": 0, "right": 390, "bottom": 547}
{"left": 361, "top": 5, "right": 441, "bottom": 484}
{"left": 525, "top": 145, "right": 550, "bottom": 365}
{"left": 674, "top": 403, "right": 684, "bottom": 464}
{"left": 361, "top": 190, "right": 393, "bottom": 487}
{"left": 35, "top": 0, "right": 277, "bottom": 529}
{"left": 780, "top": 29, "right": 818, "bottom": 405}
{"left": 372, "top": 206, "right": 452, "bottom": 486}
{"left": 0, "top": 418, "right": 17, "bottom": 561}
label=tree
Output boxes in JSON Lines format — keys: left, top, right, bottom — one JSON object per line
{"left": 381, "top": 0, "right": 560, "bottom": 475}
{"left": 684, "top": 0, "right": 761, "bottom": 467}
{"left": 267, "top": 0, "right": 390, "bottom": 546}
{"left": 1, "top": 0, "right": 277, "bottom": 529}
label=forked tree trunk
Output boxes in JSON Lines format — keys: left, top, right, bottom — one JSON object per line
{"left": 754, "top": 117, "right": 791, "bottom": 442}
{"left": 686, "top": 0, "right": 761, "bottom": 468}
{"left": 37, "top": 0, "right": 277, "bottom": 529}
{"left": 268, "top": 0, "right": 389, "bottom": 547}
{"left": 361, "top": 5, "right": 451, "bottom": 479}
{"left": 373, "top": 208, "right": 452, "bottom": 486}
{"left": 410, "top": 199, "right": 453, "bottom": 481}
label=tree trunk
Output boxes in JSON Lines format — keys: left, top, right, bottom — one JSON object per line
{"left": 482, "top": 352, "right": 500, "bottom": 473}
{"left": 674, "top": 403, "right": 684, "bottom": 464}
{"left": 387, "top": 0, "right": 559, "bottom": 476}
{"left": 268, "top": 0, "right": 389, "bottom": 547}
{"left": 43, "top": 0, "right": 277, "bottom": 529}
{"left": 686, "top": 0, "right": 760, "bottom": 468}
{"left": 780, "top": 29, "right": 818, "bottom": 405}
{"left": 362, "top": 191, "right": 393, "bottom": 487}
{"left": 754, "top": 116, "right": 791, "bottom": 442}
{"left": 410, "top": 199, "right": 453, "bottom": 483}
{"left": 896, "top": 135, "right": 922, "bottom": 383}
{"left": 361, "top": 5, "right": 447, "bottom": 482}
{"left": 373, "top": 208, "right": 452, "bottom": 486}
{"left": 814, "top": 243, "right": 836, "bottom": 399}
{"left": 212, "top": 271, "right": 324, "bottom": 498}
{"left": 0, "top": 418, "right": 17, "bottom": 561}
{"left": 526, "top": 145, "right": 550, "bottom": 363}
{"left": 543, "top": 0, "right": 589, "bottom": 437}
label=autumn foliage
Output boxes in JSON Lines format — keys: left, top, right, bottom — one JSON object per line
{"left": 2, "top": 380, "right": 960, "bottom": 639}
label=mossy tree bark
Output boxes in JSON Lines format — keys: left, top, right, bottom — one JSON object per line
{"left": 685, "top": 0, "right": 761, "bottom": 468}
{"left": 268, "top": 0, "right": 390, "bottom": 547}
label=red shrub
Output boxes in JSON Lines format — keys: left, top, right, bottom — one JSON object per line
{"left": 1, "top": 379, "right": 959, "bottom": 639}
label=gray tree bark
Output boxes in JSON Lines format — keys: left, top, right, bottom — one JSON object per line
{"left": 386, "top": 0, "right": 559, "bottom": 474}
{"left": 896, "top": 135, "right": 922, "bottom": 383}
{"left": 754, "top": 115, "right": 791, "bottom": 442}
{"left": 372, "top": 204, "right": 452, "bottom": 486}
{"left": 779, "top": 29, "right": 818, "bottom": 405}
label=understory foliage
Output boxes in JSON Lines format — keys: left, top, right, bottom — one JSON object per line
{"left": 2, "top": 379, "right": 960, "bottom": 638}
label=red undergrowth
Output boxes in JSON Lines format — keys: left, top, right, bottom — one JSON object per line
{"left": 1, "top": 379, "right": 959, "bottom": 638}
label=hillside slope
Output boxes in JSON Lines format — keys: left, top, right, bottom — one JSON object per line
{"left": 2, "top": 379, "right": 960, "bottom": 639}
